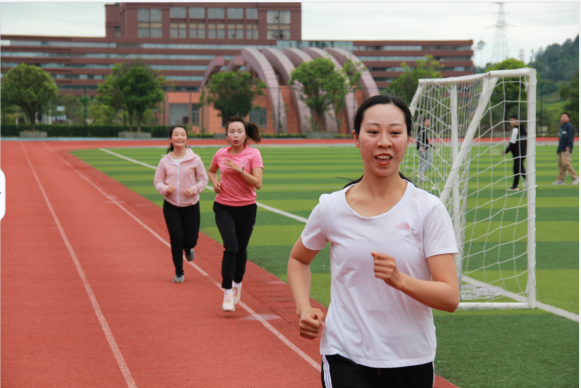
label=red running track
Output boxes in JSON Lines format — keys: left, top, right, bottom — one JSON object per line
{"left": 2, "top": 140, "right": 458, "bottom": 387}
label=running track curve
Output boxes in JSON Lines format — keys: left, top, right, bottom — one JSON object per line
{"left": 2, "top": 140, "right": 458, "bottom": 388}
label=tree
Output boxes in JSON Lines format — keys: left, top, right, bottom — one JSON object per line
{"left": 385, "top": 55, "right": 443, "bottom": 104}
{"left": 329, "top": 59, "right": 364, "bottom": 132}
{"left": 560, "top": 70, "right": 579, "bottom": 127}
{"left": 289, "top": 57, "right": 347, "bottom": 132}
{"left": 117, "top": 61, "right": 165, "bottom": 132}
{"left": 205, "top": 71, "right": 265, "bottom": 124}
{"left": 486, "top": 58, "right": 532, "bottom": 120}
{"left": 1, "top": 63, "right": 59, "bottom": 130}
{"left": 58, "top": 94, "right": 83, "bottom": 124}
{"left": 96, "top": 59, "right": 166, "bottom": 132}
{"left": 529, "top": 35, "right": 579, "bottom": 82}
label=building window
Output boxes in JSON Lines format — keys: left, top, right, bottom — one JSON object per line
{"left": 171, "top": 23, "right": 187, "bottom": 38}
{"left": 151, "top": 9, "right": 162, "bottom": 22}
{"left": 279, "top": 11, "right": 291, "bottom": 24}
{"left": 170, "top": 7, "right": 186, "bottom": 18}
{"left": 190, "top": 23, "right": 206, "bottom": 39}
{"left": 138, "top": 9, "right": 163, "bottom": 38}
{"left": 189, "top": 7, "right": 205, "bottom": 19}
{"left": 280, "top": 25, "right": 290, "bottom": 40}
{"left": 217, "top": 24, "right": 225, "bottom": 39}
{"left": 246, "top": 8, "right": 258, "bottom": 20}
{"left": 227, "top": 8, "right": 243, "bottom": 19}
{"left": 250, "top": 108, "right": 267, "bottom": 128}
{"left": 267, "top": 26, "right": 278, "bottom": 40}
{"left": 192, "top": 104, "right": 200, "bottom": 126}
{"left": 227, "top": 24, "right": 244, "bottom": 39}
{"left": 208, "top": 8, "right": 224, "bottom": 19}
{"left": 246, "top": 24, "right": 258, "bottom": 40}
{"left": 169, "top": 104, "right": 190, "bottom": 125}
{"left": 267, "top": 11, "right": 279, "bottom": 23}
{"left": 114, "top": 27, "right": 121, "bottom": 37}
{"left": 208, "top": 24, "right": 216, "bottom": 39}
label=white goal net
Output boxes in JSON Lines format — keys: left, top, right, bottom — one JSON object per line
{"left": 404, "top": 68, "right": 537, "bottom": 309}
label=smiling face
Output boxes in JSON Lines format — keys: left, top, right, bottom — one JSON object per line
{"left": 227, "top": 121, "right": 247, "bottom": 147}
{"left": 354, "top": 103, "right": 409, "bottom": 179}
{"left": 170, "top": 127, "right": 188, "bottom": 149}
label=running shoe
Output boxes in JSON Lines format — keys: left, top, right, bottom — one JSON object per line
{"left": 185, "top": 248, "right": 195, "bottom": 262}
{"left": 173, "top": 275, "right": 184, "bottom": 283}
{"left": 222, "top": 293, "right": 235, "bottom": 312}
{"left": 552, "top": 180, "right": 565, "bottom": 185}
{"left": 233, "top": 285, "right": 242, "bottom": 305}
{"left": 508, "top": 187, "right": 519, "bottom": 191}
{"left": 573, "top": 179, "right": 579, "bottom": 185}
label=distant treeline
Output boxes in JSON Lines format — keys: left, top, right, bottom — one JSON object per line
{"left": 529, "top": 35, "right": 579, "bottom": 83}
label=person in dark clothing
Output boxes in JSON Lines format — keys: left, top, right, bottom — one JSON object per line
{"left": 553, "top": 112, "right": 579, "bottom": 185}
{"left": 503, "top": 115, "right": 527, "bottom": 191}
{"left": 416, "top": 117, "right": 433, "bottom": 182}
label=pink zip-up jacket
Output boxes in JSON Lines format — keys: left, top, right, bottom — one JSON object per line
{"left": 154, "top": 148, "right": 209, "bottom": 207}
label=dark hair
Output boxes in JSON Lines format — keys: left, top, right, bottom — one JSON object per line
{"left": 224, "top": 115, "right": 261, "bottom": 144}
{"left": 562, "top": 112, "right": 571, "bottom": 118}
{"left": 509, "top": 116, "right": 527, "bottom": 137}
{"left": 167, "top": 126, "right": 188, "bottom": 154}
{"left": 509, "top": 115, "right": 519, "bottom": 120}
{"left": 345, "top": 94, "right": 413, "bottom": 188}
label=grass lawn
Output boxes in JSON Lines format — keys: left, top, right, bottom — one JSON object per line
{"left": 73, "top": 143, "right": 578, "bottom": 388}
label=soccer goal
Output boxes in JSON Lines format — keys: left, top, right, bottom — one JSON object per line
{"left": 405, "top": 68, "right": 537, "bottom": 310}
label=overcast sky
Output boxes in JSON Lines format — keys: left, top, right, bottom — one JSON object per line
{"left": 0, "top": 2, "right": 578, "bottom": 67}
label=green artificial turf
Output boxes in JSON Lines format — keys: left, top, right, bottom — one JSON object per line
{"left": 72, "top": 144, "right": 579, "bottom": 388}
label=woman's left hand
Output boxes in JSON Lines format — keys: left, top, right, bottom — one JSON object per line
{"left": 372, "top": 251, "right": 402, "bottom": 289}
{"left": 223, "top": 158, "right": 242, "bottom": 173}
{"left": 182, "top": 188, "right": 195, "bottom": 197}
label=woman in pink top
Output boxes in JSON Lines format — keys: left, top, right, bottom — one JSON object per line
{"left": 154, "top": 126, "right": 209, "bottom": 283}
{"left": 208, "top": 115, "right": 263, "bottom": 312}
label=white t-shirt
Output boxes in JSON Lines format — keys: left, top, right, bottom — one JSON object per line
{"left": 301, "top": 182, "right": 458, "bottom": 368}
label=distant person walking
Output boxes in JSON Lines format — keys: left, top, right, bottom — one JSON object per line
{"left": 503, "top": 115, "right": 527, "bottom": 191}
{"left": 416, "top": 117, "right": 433, "bottom": 182}
{"left": 208, "top": 115, "right": 263, "bottom": 312}
{"left": 553, "top": 112, "right": 579, "bottom": 185}
{"left": 154, "top": 126, "right": 209, "bottom": 283}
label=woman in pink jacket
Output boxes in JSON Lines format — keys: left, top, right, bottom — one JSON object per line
{"left": 154, "top": 126, "right": 209, "bottom": 283}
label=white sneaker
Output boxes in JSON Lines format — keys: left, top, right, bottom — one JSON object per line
{"left": 173, "top": 275, "right": 184, "bottom": 283}
{"left": 222, "top": 293, "right": 235, "bottom": 312}
{"left": 573, "top": 179, "right": 579, "bottom": 185}
{"left": 233, "top": 285, "right": 241, "bottom": 305}
{"left": 552, "top": 180, "right": 565, "bottom": 185}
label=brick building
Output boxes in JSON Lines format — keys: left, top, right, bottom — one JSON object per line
{"left": 1, "top": 2, "right": 473, "bottom": 134}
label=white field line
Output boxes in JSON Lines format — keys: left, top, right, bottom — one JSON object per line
{"left": 22, "top": 143, "right": 138, "bottom": 388}
{"left": 48, "top": 144, "right": 321, "bottom": 372}
{"left": 99, "top": 148, "right": 579, "bottom": 323}
{"left": 99, "top": 148, "right": 308, "bottom": 223}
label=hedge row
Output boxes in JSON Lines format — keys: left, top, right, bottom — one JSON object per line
{"left": 0, "top": 124, "right": 216, "bottom": 138}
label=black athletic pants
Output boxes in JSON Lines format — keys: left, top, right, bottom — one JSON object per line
{"left": 511, "top": 142, "right": 527, "bottom": 188}
{"left": 163, "top": 200, "right": 200, "bottom": 277}
{"left": 322, "top": 354, "right": 434, "bottom": 388}
{"left": 213, "top": 202, "right": 257, "bottom": 289}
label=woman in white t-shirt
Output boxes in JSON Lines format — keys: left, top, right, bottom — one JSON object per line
{"left": 287, "top": 95, "right": 460, "bottom": 388}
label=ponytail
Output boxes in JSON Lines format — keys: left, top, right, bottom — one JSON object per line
{"left": 167, "top": 143, "right": 174, "bottom": 154}
{"left": 225, "top": 115, "right": 262, "bottom": 144}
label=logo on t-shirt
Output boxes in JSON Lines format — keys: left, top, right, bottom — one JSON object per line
{"left": 396, "top": 222, "right": 410, "bottom": 230}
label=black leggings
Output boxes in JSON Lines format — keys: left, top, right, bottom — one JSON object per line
{"left": 322, "top": 354, "right": 434, "bottom": 388}
{"left": 163, "top": 200, "right": 201, "bottom": 276}
{"left": 511, "top": 143, "right": 527, "bottom": 188}
{"left": 213, "top": 202, "right": 257, "bottom": 289}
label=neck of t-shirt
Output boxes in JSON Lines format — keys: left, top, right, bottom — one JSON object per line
{"left": 228, "top": 144, "right": 247, "bottom": 155}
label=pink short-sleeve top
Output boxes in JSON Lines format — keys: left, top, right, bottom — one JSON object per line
{"left": 211, "top": 145, "right": 264, "bottom": 206}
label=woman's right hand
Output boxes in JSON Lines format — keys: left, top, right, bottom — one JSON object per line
{"left": 165, "top": 185, "right": 176, "bottom": 195}
{"left": 298, "top": 307, "right": 326, "bottom": 340}
{"left": 213, "top": 181, "right": 222, "bottom": 194}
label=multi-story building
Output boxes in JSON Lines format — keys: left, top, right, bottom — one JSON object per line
{"left": 1, "top": 2, "right": 473, "bottom": 134}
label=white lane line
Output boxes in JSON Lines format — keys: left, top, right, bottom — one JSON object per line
{"left": 99, "top": 147, "right": 580, "bottom": 323}
{"left": 22, "top": 143, "right": 138, "bottom": 388}
{"left": 48, "top": 144, "right": 321, "bottom": 372}
{"left": 99, "top": 148, "right": 308, "bottom": 223}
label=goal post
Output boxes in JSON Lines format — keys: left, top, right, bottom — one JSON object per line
{"left": 407, "top": 68, "right": 537, "bottom": 310}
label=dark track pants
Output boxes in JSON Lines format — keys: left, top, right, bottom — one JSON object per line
{"left": 213, "top": 202, "right": 257, "bottom": 289}
{"left": 322, "top": 354, "right": 434, "bottom": 388}
{"left": 163, "top": 200, "right": 200, "bottom": 276}
{"left": 511, "top": 146, "right": 527, "bottom": 189}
